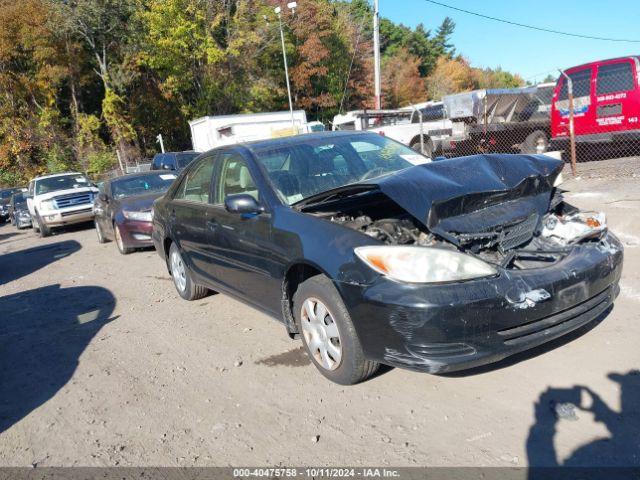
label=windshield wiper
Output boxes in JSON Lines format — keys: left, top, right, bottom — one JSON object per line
{"left": 293, "top": 184, "right": 376, "bottom": 209}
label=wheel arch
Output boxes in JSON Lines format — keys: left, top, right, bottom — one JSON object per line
{"left": 281, "top": 260, "right": 332, "bottom": 338}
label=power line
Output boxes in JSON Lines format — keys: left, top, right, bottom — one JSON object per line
{"left": 423, "top": 0, "right": 640, "bottom": 43}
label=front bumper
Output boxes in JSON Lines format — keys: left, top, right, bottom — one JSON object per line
{"left": 15, "top": 214, "right": 32, "bottom": 228}
{"left": 338, "top": 232, "right": 624, "bottom": 373}
{"left": 118, "top": 219, "right": 154, "bottom": 248}
{"left": 39, "top": 206, "right": 94, "bottom": 226}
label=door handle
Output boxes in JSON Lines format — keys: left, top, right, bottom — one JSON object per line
{"left": 206, "top": 218, "right": 218, "bottom": 231}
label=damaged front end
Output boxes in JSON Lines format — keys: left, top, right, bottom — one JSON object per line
{"left": 301, "top": 154, "right": 624, "bottom": 373}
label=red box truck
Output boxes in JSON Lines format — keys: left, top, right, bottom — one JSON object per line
{"left": 551, "top": 56, "right": 640, "bottom": 151}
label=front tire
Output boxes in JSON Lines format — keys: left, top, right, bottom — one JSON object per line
{"left": 293, "top": 274, "right": 379, "bottom": 385}
{"left": 35, "top": 211, "right": 50, "bottom": 238}
{"left": 95, "top": 220, "right": 107, "bottom": 244}
{"left": 168, "top": 242, "right": 208, "bottom": 301}
{"left": 114, "top": 222, "right": 133, "bottom": 254}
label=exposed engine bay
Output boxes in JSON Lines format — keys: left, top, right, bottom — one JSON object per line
{"left": 306, "top": 189, "right": 608, "bottom": 270}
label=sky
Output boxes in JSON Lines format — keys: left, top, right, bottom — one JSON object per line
{"left": 378, "top": 0, "right": 640, "bottom": 83}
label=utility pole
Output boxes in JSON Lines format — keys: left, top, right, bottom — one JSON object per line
{"left": 156, "top": 134, "right": 165, "bottom": 153}
{"left": 275, "top": 3, "right": 297, "bottom": 132}
{"left": 373, "top": 0, "right": 382, "bottom": 109}
{"left": 559, "top": 70, "right": 577, "bottom": 176}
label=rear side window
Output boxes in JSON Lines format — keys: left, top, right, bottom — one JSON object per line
{"left": 163, "top": 155, "right": 176, "bottom": 170}
{"left": 215, "top": 153, "right": 258, "bottom": 203}
{"left": 151, "top": 154, "right": 163, "bottom": 169}
{"left": 335, "top": 121, "right": 355, "bottom": 131}
{"left": 559, "top": 68, "right": 592, "bottom": 100}
{"left": 174, "top": 157, "right": 215, "bottom": 203}
{"left": 414, "top": 104, "right": 445, "bottom": 123}
{"left": 597, "top": 62, "right": 635, "bottom": 95}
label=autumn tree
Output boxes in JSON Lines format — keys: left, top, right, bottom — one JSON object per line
{"left": 473, "top": 67, "right": 524, "bottom": 89}
{"left": 0, "top": 0, "right": 72, "bottom": 183}
{"left": 382, "top": 49, "right": 427, "bottom": 108}
{"left": 426, "top": 56, "right": 475, "bottom": 99}
{"left": 52, "top": 0, "right": 139, "bottom": 165}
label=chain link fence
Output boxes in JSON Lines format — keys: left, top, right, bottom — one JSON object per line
{"left": 406, "top": 57, "right": 640, "bottom": 175}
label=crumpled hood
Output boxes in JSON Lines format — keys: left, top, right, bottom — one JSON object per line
{"left": 368, "top": 154, "right": 564, "bottom": 246}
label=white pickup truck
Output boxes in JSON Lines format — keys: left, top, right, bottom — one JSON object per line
{"left": 332, "top": 103, "right": 454, "bottom": 158}
{"left": 26, "top": 172, "right": 99, "bottom": 237}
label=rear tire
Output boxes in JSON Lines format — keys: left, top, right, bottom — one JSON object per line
{"left": 520, "top": 130, "right": 549, "bottom": 154}
{"left": 293, "top": 274, "right": 379, "bottom": 385}
{"left": 168, "top": 242, "right": 208, "bottom": 301}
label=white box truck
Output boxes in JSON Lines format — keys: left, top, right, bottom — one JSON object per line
{"left": 189, "top": 110, "right": 323, "bottom": 152}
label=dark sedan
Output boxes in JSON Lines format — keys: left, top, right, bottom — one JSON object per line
{"left": 94, "top": 171, "right": 177, "bottom": 254}
{"left": 9, "top": 191, "right": 32, "bottom": 229}
{"left": 151, "top": 131, "right": 623, "bottom": 385}
{"left": 0, "top": 187, "right": 24, "bottom": 223}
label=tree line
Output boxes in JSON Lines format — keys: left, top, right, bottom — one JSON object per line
{"left": 0, "top": 0, "right": 523, "bottom": 185}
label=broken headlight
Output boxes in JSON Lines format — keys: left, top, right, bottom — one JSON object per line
{"left": 354, "top": 246, "right": 497, "bottom": 283}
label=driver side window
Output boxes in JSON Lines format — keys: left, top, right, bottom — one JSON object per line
{"left": 174, "top": 156, "right": 215, "bottom": 203}
{"left": 215, "top": 153, "right": 258, "bottom": 204}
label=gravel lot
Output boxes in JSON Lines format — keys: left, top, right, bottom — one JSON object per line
{"left": 0, "top": 157, "right": 638, "bottom": 468}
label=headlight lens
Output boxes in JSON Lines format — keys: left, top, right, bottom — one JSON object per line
{"left": 123, "top": 210, "right": 152, "bottom": 222}
{"left": 553, "top": 172, "right": 564, "bottom": 188}
{"left": 354, "top": 246, "right": 497, "bottom": 283}
{"left": 40, "top": 200, "right": 56, "bottom": 211}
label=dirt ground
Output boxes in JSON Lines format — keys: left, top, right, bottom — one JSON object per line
{"left": 0, "top": 157, "right": 638, "bottom": 468}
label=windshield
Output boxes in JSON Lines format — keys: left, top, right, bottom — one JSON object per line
{"left": 111, "top": 173, "right": 177, "bottom": 199}
{"left": 176, "top": 153, "right": 199, "bottom": 169}
{"left": 252, "top": 133, "right": 428, "bottom": 205}
{"left": 36, "top": 175, "right": 91, "bottom": 195}
{"left": 1, "top": 188, "right": 21, "bottom": 200}
{"left": 12, "top": 192, "right": 27, "bottom": 206}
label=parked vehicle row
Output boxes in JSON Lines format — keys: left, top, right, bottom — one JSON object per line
{"left": 0, "top": 187, "right": 24, "bottom": 223}
{"left": 4, "top": 130, "right": 624, "bottom": 386}
{"left": 9, "top": 191, "right": 32, "bottom": 229}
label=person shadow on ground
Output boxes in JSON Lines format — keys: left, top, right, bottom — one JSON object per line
{"left": 0, "top": 283, "right": 117, "bottom": 434}
{"left": 526, "top": 370, "right": 640, "bottom": 478}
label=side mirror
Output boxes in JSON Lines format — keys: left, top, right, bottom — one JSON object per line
{"left": 224, "top": 194, "right": 263, "bottom": 215}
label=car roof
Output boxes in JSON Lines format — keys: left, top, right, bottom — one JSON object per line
{"left": 33, "top": 172, "right": 84, "bottom": 181}
{"left": 106, "top": 170, "right": 178, "bottom": 185}
{"left": 564, "top": 55, "right": 640, "bottom": 72}
{"left": 154, "top": 151, "right": 196, "bottom": 156}
{"left": 238, "top": 131, "right": 372, "bottom": 153}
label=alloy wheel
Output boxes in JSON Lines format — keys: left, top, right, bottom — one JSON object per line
{"left": 300, "top": 297, "right": 342, "bottom": 371}
{"left": 170, "top": 248, "right": 187, "bottom": 293}
{"left": 115, "top": 225, "right": 124, "bottom": 250}
{"left": 95, "top": 221, "right": 104, "bottom": 243}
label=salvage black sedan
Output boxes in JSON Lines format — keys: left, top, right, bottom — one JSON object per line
{"left": 152, "top": 132, "right": 623, "bottom": 384}
{"left": 94, "top": 171, "right": 177, "bottom": 254}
